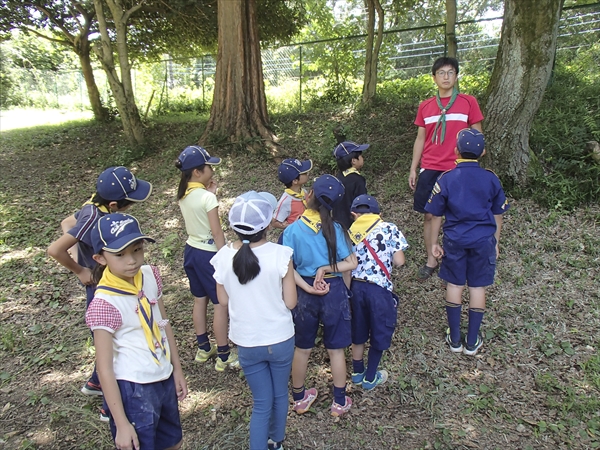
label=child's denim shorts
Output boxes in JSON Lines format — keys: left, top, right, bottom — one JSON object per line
{"left": 293, "top": 276, "right": 351, "bottom": 349}
{"left": 183, "top": 244, "right": 218, "bottom": 303}
{"left": 107, "top": 374, "right": 182, "bottom": 449}
{"left": 439, "top": 235, "right": 497, "bottom": 287}
{"left": 350, "top": 279, "right": 398, "bottom": 351}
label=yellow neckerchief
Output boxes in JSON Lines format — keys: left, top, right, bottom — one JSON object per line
{"left": 96, "top": 267, "right": 169, "bottom": 365}
{"left": 284, "top": 188, "right": 306, "bottom": 206}
{"left": 299, "top": 209, "right": 322, "bottom": 233}
{"left": 83, "top": 196, "right": 110, "bottom": 214}
{"left": 182, "top": 181, "right": 206, "bottom": 200}
{"left": 348, "top": 213, "right": 381, "bottom": 245}
{"left": 455, "top": 158, "right": 479, "bottom": 164}
{"left": 342, "top": 167, "right": 361, "bottom": 177}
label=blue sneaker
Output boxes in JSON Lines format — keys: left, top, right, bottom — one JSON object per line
{"left": 362, "top": 370, "right": 388, "bottom": 391}
{"left": 351, "top": 371, "right": 365, "bottom": 385}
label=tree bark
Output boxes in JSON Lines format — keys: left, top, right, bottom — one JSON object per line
{"left": 200, "top": 0, "right": 278, "bottom": 153}
{"left": 445, "top": 0, "right": 457, "bottom": 58}
{"left": 362, "top": 0, "right": 384, "bottom": 105}
{"left": 484, "top": 0, "right": 564, "bottom": 187}
{"left": 93, "top": 0, "right": 146, "bottom": 149}
{"left": 76, "top": 38, "right": 109, "bottom": 122}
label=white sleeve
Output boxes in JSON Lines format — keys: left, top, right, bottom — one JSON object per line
{"left": 277, "top": 245, "right": 294, "bottom": 278}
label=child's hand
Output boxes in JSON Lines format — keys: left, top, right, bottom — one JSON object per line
{"left": 315, "top": 266, "right": 329, "bottom": 285}
{"left": 431, "top": 244, "right": 444, "bottom": 258}
{"left": 408, "top": 169, "right": 418, "bottom": 191}
{"left": 115, "top": 422, "right": 139, "bottom": 450}
{"left": 312, "top": 278, "right": 330, "bottom": 295}
{"left": 174, "top": 370, "right": 188, "bottom": 401}
{"left": 76, "top": 267, "right": 94, "bottom": 286}
{"left": 206, "top": 180, "right": 218, "bottom": 194}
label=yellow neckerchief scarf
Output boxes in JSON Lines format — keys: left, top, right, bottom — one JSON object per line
{"left": 299, "top": 209, "right": 322, "bottom": 233}
{"left": 348, "top": 213, "right": 381, "bottom": 245}
{"left": 342, "top": 167, "right": 361, "bottom": 177}
{"left": 83, "top": 196, "right": 110, "bottom": 214}
{"left": 456, "top": 158, "right": 479, "bottom": 164}
{"left": 96, "top": 267, "right": 169, "bottom": 365}
{"left": 182, "top": 181, "right": 206, "bottom": 200}
{"left": 284, "top": 188, "right": 307, "bottom": 206}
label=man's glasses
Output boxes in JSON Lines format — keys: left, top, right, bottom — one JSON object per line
{"left": 436, "top": 70, "right": 456, "bottom": 77}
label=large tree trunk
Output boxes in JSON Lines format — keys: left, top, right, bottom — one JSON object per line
{"left": 484, "top": 0, "right": 564, "bottom": 187}
{"left": 76, "top": 38, "right": 109, "bottom": 122}
{"left": 362, "top": 0, "right": 384, "bottom": 105}
{"left": 93, "top": 0, "right": 146, "bottom": 149}
{"left": 200, "top": 0, "right": 278, "bottom": 153}
{"left": 445, "top": 0, "right": 457, "bottom": 58}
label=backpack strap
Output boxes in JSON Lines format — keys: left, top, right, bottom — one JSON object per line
{"left": 362, "top": 238, "right": 390, "bottom": 280}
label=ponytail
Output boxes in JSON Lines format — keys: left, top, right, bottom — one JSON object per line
{"left": 92, "top": 255, "right": 107, "bottom": 285}
{"left": 307, "top": 196, "right": 339, "bottom": 271}
{"left": 175, "top": 160, "right": 206, "bottom": 200}
{"left": 232, "top": 228, "right": 266, "bottom": 284}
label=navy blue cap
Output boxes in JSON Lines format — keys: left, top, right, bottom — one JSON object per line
{"left": 96, "top": 166, "right": 152, "bottom": 202}
{"left": 312, "top": 175, "right": 345, "bottom": 211}
{"left": 333, "top": 141, "right": 370, "bottom": 159}
{"left": 177, "top": 146, "right": 221, "bottom": 171}
{"left": 457, "top": 129, "right": 485, "bottom": 156}
{"left": 92, "top": 213, "right": 155, "bottom": 254}
{"left": 278, "top": 158, "right": 313, "bottom": 184}
{"left": 351, "top": 195, "right": 380, "bottom": 214}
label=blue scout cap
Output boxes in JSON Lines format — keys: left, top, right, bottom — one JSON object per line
{"left": 229, "top": 191, "right": 277, "bottom": 235}
{"left": 96, "top": 166, "right": 152, "bottom": 202}
{"left": 177, "top": 146, "right": 221, "bottom": 171}
{"left": 333, "top": 141, "right": 370, "bottom": 159}
{"left": 351, "top": 195, "right": 380, "bottom": 214}
{"left": 278, "top": 158, "right": 313, "bottom": 184}
{"left": 312, "top": 175, "right": 345, "bottom": 211}
{"left": 92, "top": 213, "right": 155, "bottom": 254}
{"left": 456, "top": 129, "right": 485, "bottom": 156}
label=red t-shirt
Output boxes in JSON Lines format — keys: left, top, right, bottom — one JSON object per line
{"left": 414, "top": 93, "right": 484, "bottom": 171}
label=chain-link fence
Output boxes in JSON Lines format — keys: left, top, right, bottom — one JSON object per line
{"left": 3, "top": 3, "right": 599, "bottom": 113}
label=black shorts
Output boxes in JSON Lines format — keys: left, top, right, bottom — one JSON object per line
{"left": 413, "top": 169, "right": 444, "bottom": 213}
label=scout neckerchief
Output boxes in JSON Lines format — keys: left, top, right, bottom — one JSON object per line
{"left": 284, "top": 188, "right": 307, "bottom": 207}
{"left": 83, "top": 196, "right": 110, "bottom": 214}
{"left": 96, "top": 267, "right": 169, "bottom": 365}
{"left": 181, "top": 181, "right": 206, "bottom": 200}
{"left": 455, "top": 158, "right": 479, "bottom": 164}
{"left": 432, "top": 86, "right": 459, "bottom": 145}
{"left": 299, "top": 209, "right": 321, "bottom": 233}
{"left": 342, "top": 167, "right": 361, "bottom": 177}
{"left": 348, "top": 213, "right": 381, "bottom": 245}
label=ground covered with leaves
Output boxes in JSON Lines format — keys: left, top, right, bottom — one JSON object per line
{"left": 1, "top": 111, "right": 599, "bottom": 450}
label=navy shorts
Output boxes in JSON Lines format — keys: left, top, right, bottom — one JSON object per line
{"left": 107, "top": 374, "right": 182, "bottom": 450}
{"left": 293, "top": 276, "right": 351, "bottom": 350}
{"left": 413, "top": 169, "right": 444, "bottom": 213}
{"left": 439, "top": 235, "right": 497, "bottom": 287}
{"left": 183, "top": 244, "right": 218, "bottom": 304}
{"left": 350, "top": 280, "right": 398, "bottom": 351}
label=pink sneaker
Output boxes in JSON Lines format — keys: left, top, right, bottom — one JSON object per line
{"left": 293, "top": 388, "right": 317, "bottom": 414}
{"left": 330, "top": 396, "right": 352, "bottom": 417}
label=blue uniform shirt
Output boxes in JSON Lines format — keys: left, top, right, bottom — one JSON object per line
{"left": 282, "top": 219, "right": 352, "bottom": 277}
{"left": 425, "top": 160, "right": 509, "bottom": 246}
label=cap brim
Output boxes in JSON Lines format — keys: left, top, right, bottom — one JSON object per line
{"left": 256, "top": 192, "right": 278, "bottom": 210}
{"left": 205, "top": 157, "right": 221, "bottom": 165}
{"left": 125, "top": 179, "right": 153, "bottom": 202}
{"left": 103, "top": 235, "right": 156, "bottom": 253}
{"left": 299, "top": 160, "right": 313, "bottom": 174}
{"left": 355, "top": 144, "right": 370, "bottom": 152}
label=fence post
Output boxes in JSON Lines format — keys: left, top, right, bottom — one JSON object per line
{"left": 55, "top": 73, "right": 59, "bottom": 108}
{"left": 201, "top": 56, "right": 205, "bottom": 105}
{"left": 299, "top": 45, "right": 303, "bottom": 112}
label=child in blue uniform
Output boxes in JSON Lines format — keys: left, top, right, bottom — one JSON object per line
{"left": 332, "top": 141, "right": 369, "bottom": 229}
{"left": 86, "top": 213, "right": 187, "bottom": 449}
{"left": 283, "top": 175, "right": 358, "bottom": 417}
{"left": 48, "top": 166, "right": 152, "bottom": 398}
{"left": 425, "top": 129, "right": 509, "bottom": 356}
{"left": 348, "top": 195, "right": 408, "bottom": 390}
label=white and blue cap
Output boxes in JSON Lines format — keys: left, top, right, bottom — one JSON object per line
{"left": 312, "top": 175, "right": 345, "bottom": 211}
{"left": 228, "top": 191, "right": 277, "bottom": 235}
{"left": 177, "top": 145, "right": 221, "bottom": 171}
{"left": 96, "top": 166, "right": 152, "bottom": 202}
{"left": 278, "top": 158, "right": 313, "bottom": 184}
{"left": 333, "top": 141, "right": 370, "bottom": 159}
{"left": 92, "top": 213, "right": 155, "bottom": 254}
{"left": 457, "top": 128, "right": 485, "bottom": 157}
{"left": 351, "top": 195, "right": 380, "bottom": 214}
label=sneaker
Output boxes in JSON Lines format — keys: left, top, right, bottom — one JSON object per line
{"left": 99, "top": 408, "right": 109, "bottom": 422}
{"left": 215, "top": 351, "right": 240, "bottom": 372}
{"left": 463, "top": 333, "right": 484, "bottom": 356}
{"left": 445, "top": 328, "right": 463, "bottom": 353}
{"left": 330, "top": 396, "right": 352, "bottom": 417}
{"left": 195, "top": 344, "right": 217, "bottom": 363}
{"left": 267, "top": 438, "right": 283, "bottom": 450}
{"left": 362, "top": 370, "right": 388, "bottom": 391}
{"left": 351, "top": 371, "right": 365, "bottom": 385}
{"left": 81, "top": 380, "right": 103, "bottom": 396}
{"left": 293, "top": 387, "right": 318, "bottom": 414}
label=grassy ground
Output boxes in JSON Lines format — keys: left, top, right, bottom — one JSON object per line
{"left": 1, "top": 110, "right": 599, "bottom": 450}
